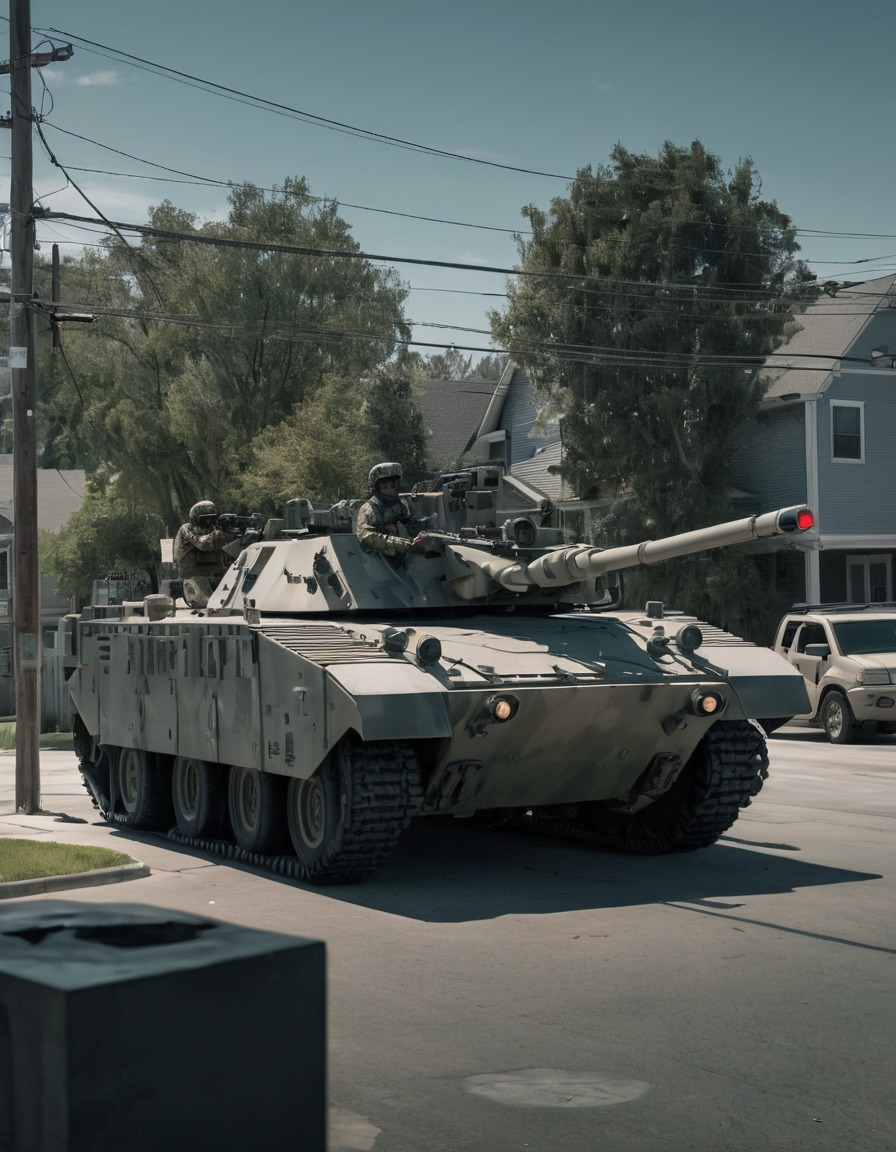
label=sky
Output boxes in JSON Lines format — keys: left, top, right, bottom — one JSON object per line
{"left": 3, "top": 0, "right": 896, "bottom": 360}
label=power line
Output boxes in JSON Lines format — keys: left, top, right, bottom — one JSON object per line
{"left": 31, "top": 121, "right": 896, "bottom": 275}
{"left": 42, "top": 209, "right": 844, "bottom": 307}
{"left": 36, "top": 123, "right": 896, "bottom": 265}
{"left": 42, "top": 294, "right": 865, "bottom": 376}
{"left": 40, "top": 121, "right": 530, "bottom": 236}
{"left": 38, "top": 26, "right": 574, "bottom": 181}
{"left": 3, "top": 19, "right": 892, "bottom": 260}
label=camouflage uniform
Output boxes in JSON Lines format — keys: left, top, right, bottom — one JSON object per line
{"left": 355, "top": 493, "right": 417, "bottom": 556}
{"left": 173, "top": 501, "right": 238, "bottom": 584}
{"left": 356, "top": 462, "right": 419, "bottom": 557}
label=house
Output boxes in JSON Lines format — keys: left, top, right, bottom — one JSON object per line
{"left": 417, "top": 377, "right": 499, "bottom": 472}
{"left": 466, "top": 277, "right": 896, "bottom": 608}
{"left": 461, "top": 360, "right": 607, "bottom": 538}
{"left": 730, "top": 273, "right": 896, "bottom": 604}
{"left": 0, "top": 456, "right": 85, "bottom": 725}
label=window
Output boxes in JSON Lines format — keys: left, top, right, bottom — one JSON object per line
{"left": 797, "top": 622, "right": 828, "bottom": 652}
{"left": 779, "top": 620, "right": 800, "bottom": 651}
{"left": 831, "top": 401, "right": 864, "bottom": 462}
{"left": 847, "top": 554, "right": 892, "bottom": 602}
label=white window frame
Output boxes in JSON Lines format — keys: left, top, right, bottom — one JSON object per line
{"left": 831, "top": 399, "right": 865, "bottom": 463}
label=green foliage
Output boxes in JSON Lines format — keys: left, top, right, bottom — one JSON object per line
{"left": 235, "top": 361, "right": 432, "bottom": 511}
{"left": 363, "top": 360, "right": 431, "bottom": 486}
{"left": 491, "top": 141, "right": 809, "bottom": 535}
{"left": 491, "top": 141, "right": 810, "bottom": 622}
{"left": 417, "top": 347, "right": 507, "bottom": 381}
{"left": 40, "top": 479, "right": 165, "bottom": 600}
{"left": 37, "top": 177, "right": 413, "bottom": 530}
{"left": 470, "top": 353, "right": 508, "bottom": 381}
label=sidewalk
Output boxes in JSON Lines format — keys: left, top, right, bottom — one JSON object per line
{"left": 0, "top": 748, "right": 151, "bottom": 899}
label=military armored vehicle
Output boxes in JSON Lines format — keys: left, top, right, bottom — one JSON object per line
{"left": 66, "top": 465, "right": 814, "bottom": 882}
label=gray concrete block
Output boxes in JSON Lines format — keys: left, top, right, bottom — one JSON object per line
{"left": 0, "top": 900, "right": 326, "bottom": 1152}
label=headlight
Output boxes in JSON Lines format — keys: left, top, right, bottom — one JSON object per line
{"left": 691, "top": 689, "right": 725, "bottom": 716}
{"left": 857, "top": 670, "right": 892, "bottom": 686}
{"left": 489, "top": 695, "right": 519, "bottom": 722}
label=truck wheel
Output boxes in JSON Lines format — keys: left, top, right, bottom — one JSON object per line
{"left": 227, "top": 765, "right": 288, "bottom": 853}
{"left": 821, "top": 691, "right": 855, "bottom": 744}
{"left": 116, "top": 747, "right": 173, "bottom": 830}
{"left": 172, "top": 757, "right": 227, "bottom": 838}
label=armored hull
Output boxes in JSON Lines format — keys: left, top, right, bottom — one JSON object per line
{"left": 67, "top": 468, "right": 814, "bottom": 881}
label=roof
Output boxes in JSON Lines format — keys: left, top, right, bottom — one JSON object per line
{"left": 0, "top": 456, "right": 85, "bottom": 533}
{"left": 761, "top": 273, "right": 896, "bottom": 401}
{"left": 417, "top": 378, "right": 499, "bottom": 469}
{"left": 511, "top": 441, "right": 565, "bottom": 501}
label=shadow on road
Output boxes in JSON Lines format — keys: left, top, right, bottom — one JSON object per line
{"left": 67, "top": 788, "right": 882, "bottom": 926}
{"left": 293, "top": 817, "right": 881, "bottom": 924}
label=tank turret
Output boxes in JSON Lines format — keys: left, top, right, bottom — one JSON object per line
{"left": 66, "top": 463, "right": 816, "bottom": 884}
{"left": 204, "top": 465, "right": 813, "bottom": 617}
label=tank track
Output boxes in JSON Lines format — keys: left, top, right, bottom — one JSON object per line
{"left": 523, "top": 719, "right": 770, "bottom": 854}
{"left": 77, "top": 741, "right": 423, "bottom": 883}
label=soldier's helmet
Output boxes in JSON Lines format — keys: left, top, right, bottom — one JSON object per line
{"left": 368, "top": 462, "right": 403, "bottom": 492}
{"left": 189, "top": 500, "right": 217, "bottom": 525}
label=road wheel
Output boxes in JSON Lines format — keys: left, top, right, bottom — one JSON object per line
{"left": 286, "top": 740, "right": 423, "bottom": 881}
{"left": 227, "top": 764, "right": 288, "bottom": 853}
{"left": 287, "top": 768, "right": 342, "bottom": 873}
{"left": 172, "top": 756, "right": 227, "bottom": 838}
{"left": 821, "top": 690, "right": 855, "bottom": 744}
{"left": 116, "top": 747, "right": 173, "bottom": 829}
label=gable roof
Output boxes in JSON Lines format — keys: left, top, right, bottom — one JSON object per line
{"left": 417, "top": 378, "right": 499, "bottom": 469}
{"left": 761, "top": 273, "right": 896, "bottom": 401}
{"left": 0, "top": 456, "right": 85, "bottom": 533}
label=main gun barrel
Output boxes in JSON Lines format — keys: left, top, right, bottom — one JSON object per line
{"left": 497, "top": 505, "right": 814, "bottom": 592}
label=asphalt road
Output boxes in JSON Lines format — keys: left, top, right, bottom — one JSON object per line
{"left": 1, "top": 726, "right": 894, "bottom": 1152}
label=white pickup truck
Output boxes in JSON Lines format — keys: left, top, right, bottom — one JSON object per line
{"left": 771, "top": 605, "right": 896, "bottom": 742}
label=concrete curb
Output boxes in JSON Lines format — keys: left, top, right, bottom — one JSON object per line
{"left": 0, "top": 861, "right": 150, "bottom": 900}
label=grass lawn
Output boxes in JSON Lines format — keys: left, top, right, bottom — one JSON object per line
{"left": 0, "top": 839, "right": 135, "bottom": 883}
{"left": 0, "top": 721, "right": 74, "bottom": 752}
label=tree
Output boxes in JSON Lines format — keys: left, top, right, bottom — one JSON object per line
{"left": 40, "top": 477, "right": 166, "bottom": 600}
{"left": 362, "top": 359, "right": 431, "bottom": 485}
{"left": 418, "top": 347, "right": 507, "bottom": 381}
{"left": 491, "top": 141, "right": 807, "bottom": 521}
{"left": 470, "top": 352, "right": 507, "bottom": 381}
{"left": 490, "top": 141, "right": 810, "bottom": 632}
{"left": 235, "top": 360, "right": 432, "bottom": 513}
{"left": 420, "top": 346, "right": 474, "bottom": 381}
{"left": 38, "top": 178, "right": 412, "bottom": 531}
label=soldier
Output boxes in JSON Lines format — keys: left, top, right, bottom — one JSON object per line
{"left": 355, "top": 463, "right": 420, "bottom": 558}
{"left": 173, "top": 500, "right": 240, "bottom": 605}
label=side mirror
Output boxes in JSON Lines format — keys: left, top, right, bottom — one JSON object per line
{"left": 804, "top": 643, "right": 830, "bottom": 659}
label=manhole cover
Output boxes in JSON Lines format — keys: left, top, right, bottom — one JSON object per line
{"left": 463, "top": 1068, "right": 650, "bottom": 1108}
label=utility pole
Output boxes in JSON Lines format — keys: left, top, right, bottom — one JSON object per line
{"left": 9, "top": 0, "right": 40, "bottom": 811}
{"left": 3, "top": 3, "right": 71, "bottom": 811}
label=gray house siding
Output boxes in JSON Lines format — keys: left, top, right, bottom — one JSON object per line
{"left": 501, "top": 368, "right": 557, "bottom": 467}
{"left": 815, "top": 374, "right": 896, "bottom": 534}
{"left": 729, "top": 408, "right": 807, "bottom": 511}
{"left": 468, "top": 363, "right": 564, "bottom": 500}
{"left": 737, "top": 275, "right": 896, "bottom": 604}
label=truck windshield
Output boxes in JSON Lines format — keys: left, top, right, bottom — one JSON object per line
{"left": 832, "top": 619, "right": 896, "bottom": 655}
